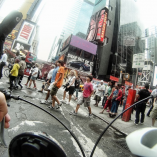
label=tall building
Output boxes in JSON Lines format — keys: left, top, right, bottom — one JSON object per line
{"left": 62, "top": 0, "right": 94, "bottom": 40}
{"left": 113, "top": 22, "right": 144, "bottom": 78}
{"left": 145, "top": 26, "right": 157, "bottom": 63}
{"left": 62, "top": 0, "right": 83, "bottom": 40}
{"left": 86, "top": 0, "right": 120, "bottom": 80}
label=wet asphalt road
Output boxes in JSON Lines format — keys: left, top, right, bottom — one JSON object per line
{"left": 0, "top": 75, "right": 135, "bottom": 157}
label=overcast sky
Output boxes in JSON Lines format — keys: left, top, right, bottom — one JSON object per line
{"left": 0, "top": 0, "right": 157, "bottom": 60}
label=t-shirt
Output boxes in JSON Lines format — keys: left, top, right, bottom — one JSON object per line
{"left": 95, "top": 84, "right": 105, "bottom": 97}
{"left": 83, "top": 82, "right": 93, "bottom": 98}
{"left": 55, "top": 66, "right": 65, "bottom": 88}
{"left": 105, "top": 86, "right": 109, "bottom": 95}
{"left": 0, "top": 53, "right": 7, "bottom": 63}
{"left": 19, "top": 60, "right": 26, "bottom": 75}
{"left": 107, "top": 86, "right": 112, "bottom": 96}
{"left": 51, "top": 66, "right": 59, "bottom": 83}
{"left": 68, "top": 76, "right": 75, "bottom": 86}
{"left": 32, "top": 67, "right": 38, "bottom": 78}
{"left": 138, "top": 89, "right": 151, "bottom": 103}
{"left": 47, "top": 69, "right": 54, "bottom": 79}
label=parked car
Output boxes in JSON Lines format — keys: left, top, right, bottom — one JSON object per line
{"left": 67, "top": 60, "right": 90, "bottom": 71}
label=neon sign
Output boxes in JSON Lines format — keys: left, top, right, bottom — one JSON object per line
{"left": 100, "top": 12, "right": 108, "bottom": 42}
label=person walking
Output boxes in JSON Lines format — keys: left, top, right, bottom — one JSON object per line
{"left": 48, "top": 60, "right": 65, "bottom": 109}
{"left": 99, "top": 81, "right": 115, "bottom": 114}
{"left": 28, "top": 63, "right": 39, "bottom": 89}
{"left": 121, "top": 86, "right": 131, "bottom": 117}
{"left": 9, "top": 59, "right": 20, "bottom": 90}
{"left": 17, "top": 57, "right": 26, "bottom": 89}
{"left": 94, "top": 80, "right": 105, "bottom": 107}
{"left": 61, "top": 70, "right": 76, "bottom": 105}
{"left": 134, "top": 83, "right": 150, "bottom": 125}
{"left": 25, "top": 62, "right": 35, "bottom": 86}
{"left": 147, "top": 85, "right": 157, "bottom": 117}
{"left": 0, "top": 50, "right": 8, "bottom": 79}
{"left": 70, "top": 75, "right": 94, "bottom": 116}
{"left": 150, "top": 98, "right": 157, "bottom": 127}
{"left": 40, "top": 64, "right": 59, "bottom": 104}
{"left": 74, "top": 76, "right": 81, "bottom": 101}
{"left": 38, "top": 65, "right": 55, "bottom": 93}
{"left": 102, "top": 82, "right": 109, "bottom": 107}
{"left": 109, "top": 84, "right": 122, "bottom": 117}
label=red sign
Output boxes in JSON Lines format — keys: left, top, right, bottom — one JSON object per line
{"left": 110, "top": 75, "right": 119, "bottom": 82}
{"left": 96, "top": 10, "right": 105, "bottom": 40}
{"left": 125, "top": 81, "right": 133, "bottom": 86}
{"left": 100, "top": 12, "right": 108, "bottom": 42}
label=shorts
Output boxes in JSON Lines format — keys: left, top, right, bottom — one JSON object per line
{"left": 150, "top": 109, "right": 157, "bottom": 119}
{"left": 28, "top": 74, "right": 32, "bottom": 81}
{"left": 77, "top": 94, "right": 91, "bottom": 107}
{"left": 65, "top": 86, "right": 75, "bottom": 95}
{"left": 48, "top": 82, "right": 54, "bottom": 91}
{"left": 50, "top": 85, "right": 59, "bottom": 96}
{"left": 94, "top": 95, "right": 101, "bottom": 102}
{"left": 45, "top": 79, "right": 51, "bottom": 83}
{"left": 31, "top": 76, "right": 37, "bottom": 80}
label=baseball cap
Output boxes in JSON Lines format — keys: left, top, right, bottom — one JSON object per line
{"left": 100, "top": 80, "right": 104, "bottom": 83}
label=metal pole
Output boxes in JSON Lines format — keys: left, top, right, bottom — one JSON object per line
{"left": 135, "top": 68, "right": 138, "bottom": 87}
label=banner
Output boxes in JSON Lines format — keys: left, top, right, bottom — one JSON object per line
{"left": 132, "top": 53, "right": 145, "bottom": 68}
{"left": 17, "top": 21, "right": 35, "bottom": 44}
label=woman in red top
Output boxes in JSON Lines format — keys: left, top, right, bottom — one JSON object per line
{"left": 100, "top": 81, "right": 115, "bottom": 114}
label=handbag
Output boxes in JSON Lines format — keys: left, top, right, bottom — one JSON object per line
{"left": 63, "top": 76, "right": 74, "bottom": 89}
{"left": 44, "top": 83, "right": 50, "bottom": 91}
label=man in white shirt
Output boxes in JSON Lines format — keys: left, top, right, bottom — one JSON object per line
{"left": 94, "top": 80, "right": 105, "bottom": 107}
{"left": 0, "top": 50, "right": 8, "bottom": 79}
{"left": 38, "top": 65, "right": 55, "bottom": 93}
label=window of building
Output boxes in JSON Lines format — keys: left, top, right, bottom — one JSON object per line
{"left": 104, "top": 37, "right": 109, "bottom": 45}
{"left": 109, "top": 6, "right": 113, "bottom": 11}
{"left": 107, "top": 20, "right": 111, "bottom": 26}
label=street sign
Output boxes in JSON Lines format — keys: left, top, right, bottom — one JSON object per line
{"left": 123, "top": 36, "right": 135, "bottom": 46}
{"left": 120, "top": 63, "right": 127, "bottom": 67}
{"left": 132, "top": 53, "right": 145, "bottom": 68}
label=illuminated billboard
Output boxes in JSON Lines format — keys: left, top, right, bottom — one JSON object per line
{"left": 87, "top": 7, "right": 108, "bottom": 43}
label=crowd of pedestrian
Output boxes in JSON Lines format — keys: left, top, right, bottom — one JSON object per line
{"left": 0, "top": 49, "right": 157, "bottom": 124}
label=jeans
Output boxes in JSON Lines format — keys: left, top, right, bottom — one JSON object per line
{"left": 102, "top": 96, "right": 107, "bottom": 106}
{"left": 75, "top": 88, "right": 79, "bottom": 98}
{"left": 10, "top": 75, "right": 16, "bottom": 89}
{"left": 0, "top": 62, "right": 5, "bottom": 78}
{"left": 147, "top": 104, "right": 153, "bottom": 116}
{"left": 17, "top": 74, "right": 23, "bottom": 86}
{"left": 110, "top": 100, "right": 118, "bottom": 113}
{"left": 135, "top": 103, "right": 146, "bottom": 124}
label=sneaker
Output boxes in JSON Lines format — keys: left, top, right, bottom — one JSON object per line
{"left": 89, "top": 113, "right": 93, "bottom": 117}
{"left": 60, "top": 99, "right": 66, "bottom": 104}
{"left": 140, "top": 122, "right": 144, "bottom": 125}
{"left": 58, "top": 103, "right": 62, "bottom": 106}
{"left": 134, "top": 122, "right": 138, "bottom": 126}
{"left": 40, "top": 100, "right": 49, "bottom": 104}
{"left": 38, "top": 90, "right": 43, "bottom": 93}
{"left": 56, "top": 106, "right": 60, "bottom": 109}
{"left": 47, "top": 100, "right": 52, "bottom": 103}
{"left": 33, "top": 87, "right": 37, "bottom": 90}
{"left": 69, "top": 111, "right": 77, "bottom": 116}
{"left": 47, "top": 105, "right": 54, "bottom": 109}
{"left": 66, "top": 101, "right": 70, "bottom": 105}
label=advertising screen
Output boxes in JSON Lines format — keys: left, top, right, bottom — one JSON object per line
{"left": 87, "top": 7, "right": 108, "bottom": 43}
{"left": 65, "top": 46, "right": 94, "bottom": 75}
{"left": 153, "top": 66, "right": 157, "bottom": 86}
{"left": 12, "top": 40, "right": 31, "bottom": 52}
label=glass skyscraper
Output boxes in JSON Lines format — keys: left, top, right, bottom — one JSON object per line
{"left": 62, "top": 0, "right": 94, "bottom": 40}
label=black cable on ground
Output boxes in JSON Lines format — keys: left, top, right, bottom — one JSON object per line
{"left": 90, "top": 95, "right": 152, "bottom": 157}
{"left": 16, "top": 97, "right": 86, "bottom": 157}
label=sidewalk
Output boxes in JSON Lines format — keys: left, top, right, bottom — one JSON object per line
{"left": 70, "top": 91, "right": 155, "bottom": 135}
{"left": 89, "top": 96, "right": 155, "bottom": 134}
